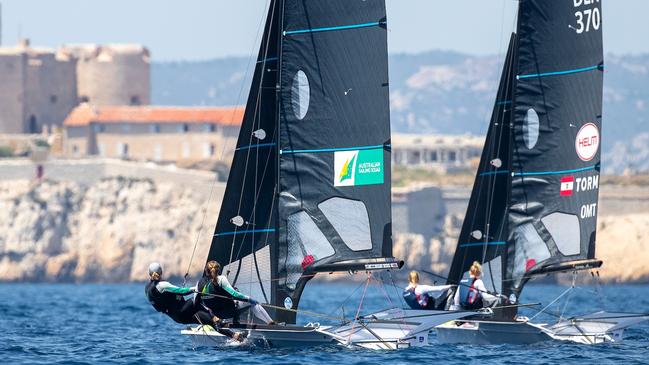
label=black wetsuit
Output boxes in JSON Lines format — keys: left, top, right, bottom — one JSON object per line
{"left": 145, "top": 280, "right": 236, "bottom": 338}
{"left": 197, "top": 276, "right": 238, "bottom": 321}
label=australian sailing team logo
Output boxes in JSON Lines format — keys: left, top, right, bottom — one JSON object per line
{"left": 575, "top": 123, "right": 599, "bottom": 161}
{"left": 334, "top": 149, "right": 384, "bottom": 187}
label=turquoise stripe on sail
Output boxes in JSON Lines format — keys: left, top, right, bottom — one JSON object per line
{"left": 214, "top": 228, "right": 275, "bottom": 237}
{"left": 280, "top": 144, "right": 388, "bottom": 155}
{"left": 284, "top": 21, "right": 382, "bottom": 36}
{"left": 513, "top": 165, "right": 597, "bottom": 177}
{"left": 236, "top": 143, "right": 276, "bottom": 151}
{"left": 518, "top": 64, "right": 603, "bottom": 80}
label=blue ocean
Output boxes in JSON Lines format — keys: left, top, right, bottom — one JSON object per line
{"left": 1, "top": 282, "right": 648, "bottom": 364}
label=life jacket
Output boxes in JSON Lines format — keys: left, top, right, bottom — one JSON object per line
{"left": 403, "top": 287, "right": 421, "bottom": 309}
{"left": 145, "top": 280, "right": 182, "bottom": 314}
{"left": 459, "top": 278, "right": 482, "bottom": 309}
{"left": 199, "top": 276, "right": 237, "bottom": 319}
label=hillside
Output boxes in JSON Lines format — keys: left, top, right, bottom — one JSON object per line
{"left": 152, "top": 51, "right": 649, "bottom": 174}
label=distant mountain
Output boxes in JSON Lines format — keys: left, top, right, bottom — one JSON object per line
{"left": 152, "top": 51, "right": 649, "bottom": 173}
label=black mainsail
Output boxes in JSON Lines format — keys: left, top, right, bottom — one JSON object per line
{"left": 448, "top": 0, "right": 603, "bottom": 318}
{"left": 208, "top": 0, "right": 395, "bottom": 324}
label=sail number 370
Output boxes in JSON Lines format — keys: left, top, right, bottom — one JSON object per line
{"left": 573, "top": 0, "right": 601, "bottom": 34}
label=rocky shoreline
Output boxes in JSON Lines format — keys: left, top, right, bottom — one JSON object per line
{"left": 0, "top": 177, "right": 647, "bottom": 284}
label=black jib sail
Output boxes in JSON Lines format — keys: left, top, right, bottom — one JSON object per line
{"left": 448, "top": 0, "right": 604, "bottom": 316}
{"left": 446, "top": 34, "right": 517, "bottom": 300}
{"left": 207, "top": 0, "right": 281, "bottom": 315}
{"left": 207, "top": 0, "right": 395, "bottom": 324}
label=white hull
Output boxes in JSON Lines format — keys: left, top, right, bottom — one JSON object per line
{"left": 182, "top": 324, "right": 337, "bottom": 348}
{"left": 182, "top": 308, "right": 477, "bottom": 350}
{"left": 326, "top": 308, "right": 477, "bottom": 350}
{"left": 436, "top": 311, "right": 649, "bottom": 345}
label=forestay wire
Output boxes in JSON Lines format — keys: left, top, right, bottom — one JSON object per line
{"left": 182, "top": 1, "right": 272, "bottom": 285}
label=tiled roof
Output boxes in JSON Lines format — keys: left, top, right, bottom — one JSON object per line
{"left": 64, "top": 105, "right": 244, "bottom": 127}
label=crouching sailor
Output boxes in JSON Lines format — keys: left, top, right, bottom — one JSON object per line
{"left": 145, "top": 262, "right": 244, "bottom": 341}
{"left": 199, "top": 260, "right": 275, "bottom": 325}
{"left": 451, "top": 261, "right": 499, "bottom": 310}
{"left": 403, "top": 270, "right": 452, "bottom": 310}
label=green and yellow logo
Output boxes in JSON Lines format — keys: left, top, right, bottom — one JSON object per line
{"left": 338, "top": 154, "right": 356, "bottom": 183}
{"left": 334, "top": 148, "right": 384, "bottom": 187}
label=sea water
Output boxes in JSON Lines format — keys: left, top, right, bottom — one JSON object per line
{"left": 1, "top": 282, "right": 647, "bottom": 364}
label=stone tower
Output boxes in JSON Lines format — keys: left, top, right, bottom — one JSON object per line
{"left": 64, "top": 44, "right": 150, "bottom": 106}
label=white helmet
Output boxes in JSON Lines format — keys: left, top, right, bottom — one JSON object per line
{"left": 148, "top": 262, "right": 162, "bottom": 277}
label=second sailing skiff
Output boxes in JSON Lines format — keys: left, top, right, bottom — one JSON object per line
{"left": 436, "top": 0, "right": 648, "bottom": 345}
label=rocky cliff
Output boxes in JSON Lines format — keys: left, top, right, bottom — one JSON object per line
{"left": 1, "top": 178, "right": 647, "bottom": 283}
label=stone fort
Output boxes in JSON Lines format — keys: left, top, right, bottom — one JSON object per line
{"left": 0, "top": 39, "right": 149, "bottom": 134}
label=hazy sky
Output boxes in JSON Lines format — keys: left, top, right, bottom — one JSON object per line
{"left": 2, "top": 1, "right": 647, "bottom": 61}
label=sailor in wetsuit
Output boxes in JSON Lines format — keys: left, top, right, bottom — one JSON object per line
{"left": 198, "top": 260, "right": 275, "bottom": 325}
{"left": 403, "top": 271, "right": 452, "bottom": 310}
{"left": 144, "top": 262, "right": 243, "bottom": 341}
{"left": 452, "top": 261, "right": 499, "bottom": 310}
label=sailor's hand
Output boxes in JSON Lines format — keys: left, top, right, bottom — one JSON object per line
{"left": 212, "top": 316, "right": 222, "bottom": 324}
{"left": 249, "top": 298, "right": 258, "bottom": 306}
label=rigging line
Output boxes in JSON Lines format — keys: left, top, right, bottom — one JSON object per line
{"left": 199, "top": 292, "right": 344, "bottom": 322}
{"left": 347, "top": 274, "right": 372, "bottom": 344}
{"left": 183, "top": 175, "right": 218, "bottom": 285}
{"left": 529, "top": 285, "right": 574, "bottom": 321}
{"left": 327, "top": 278, "right": 369, "bottom": 321}
{"left": 183, "top": 0, "right": 265, "bottom": 286}
{"left": 228, "top": 0, "right": 279, "bottom": 267}
{"left": 186, "top": 0, "right": 271, "bottom": 282}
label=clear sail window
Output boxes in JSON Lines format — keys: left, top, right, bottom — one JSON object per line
{"left": 523, "top": 108, "right": 540, "bottom": 149}
{"left": 318, "top": 197, "right": 372, "bottom": 251}
{"left": 512, "top": 223, "right": 551, "bottom": 283}
{"left": 541, "top": 212, "right": 581, "bottom": 256}
{"left": 223, "top": 245, "right": 271, "bottom": 303}
{"left": 291, "top": 70, "right": 310, "bottom": 120}
{"left": 284, "top": 211, "right": 334, "bottom": 289}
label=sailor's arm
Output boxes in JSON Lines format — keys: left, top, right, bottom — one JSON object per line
{"left": 218, "top": 276, "right": 250, "bottom": 301}
{"left": 156, "top": 281, "right": 196, "bottom": 295}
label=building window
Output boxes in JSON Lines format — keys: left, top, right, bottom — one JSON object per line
{"left": 94, "top": 124, "right": 106, "bottom": 133}
{"left": 50, "top": 95, "right": 58, "bottom": 104}
{"left": 28, "top": 115, "right": 39, "bottom": 134}
{"left": 122, "top": 124, "right": 130, "bottom": 133}
{"left": 80, "top": 95, "right": 89, "bottom": 103}
{"left": 150, "top": 124, "right": 160, "bottom": 133}
{"left": 130, "top": 95, "right": 141, "bottom": 105}
{"left": 203, "top": 142, "right": 215, "bottom": 158}
{"left": 448, "top": 151, "right": 457, "bottom": 162}
{"left": 117, "top": 143, "right": 129, "bottom": 158}
{"left": 407, "top": 151, "right": 421, "bottom": 165}
{"left": 178, "top": 123, "right": 190, "bottom": 133}
{"left": 204, "top": 124, "right": 216, "bottom": 133}
{"left": 153, "top": 144, "right": 162, "bottom": 161}
{"left": 182, "top": 142, "right": 190, "bottom": 158}
{"left": 72, "top": 145, "right": 78, "bottom": 155}
{"left": 429, "top": 150, "right": 438, "bottom": 162}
